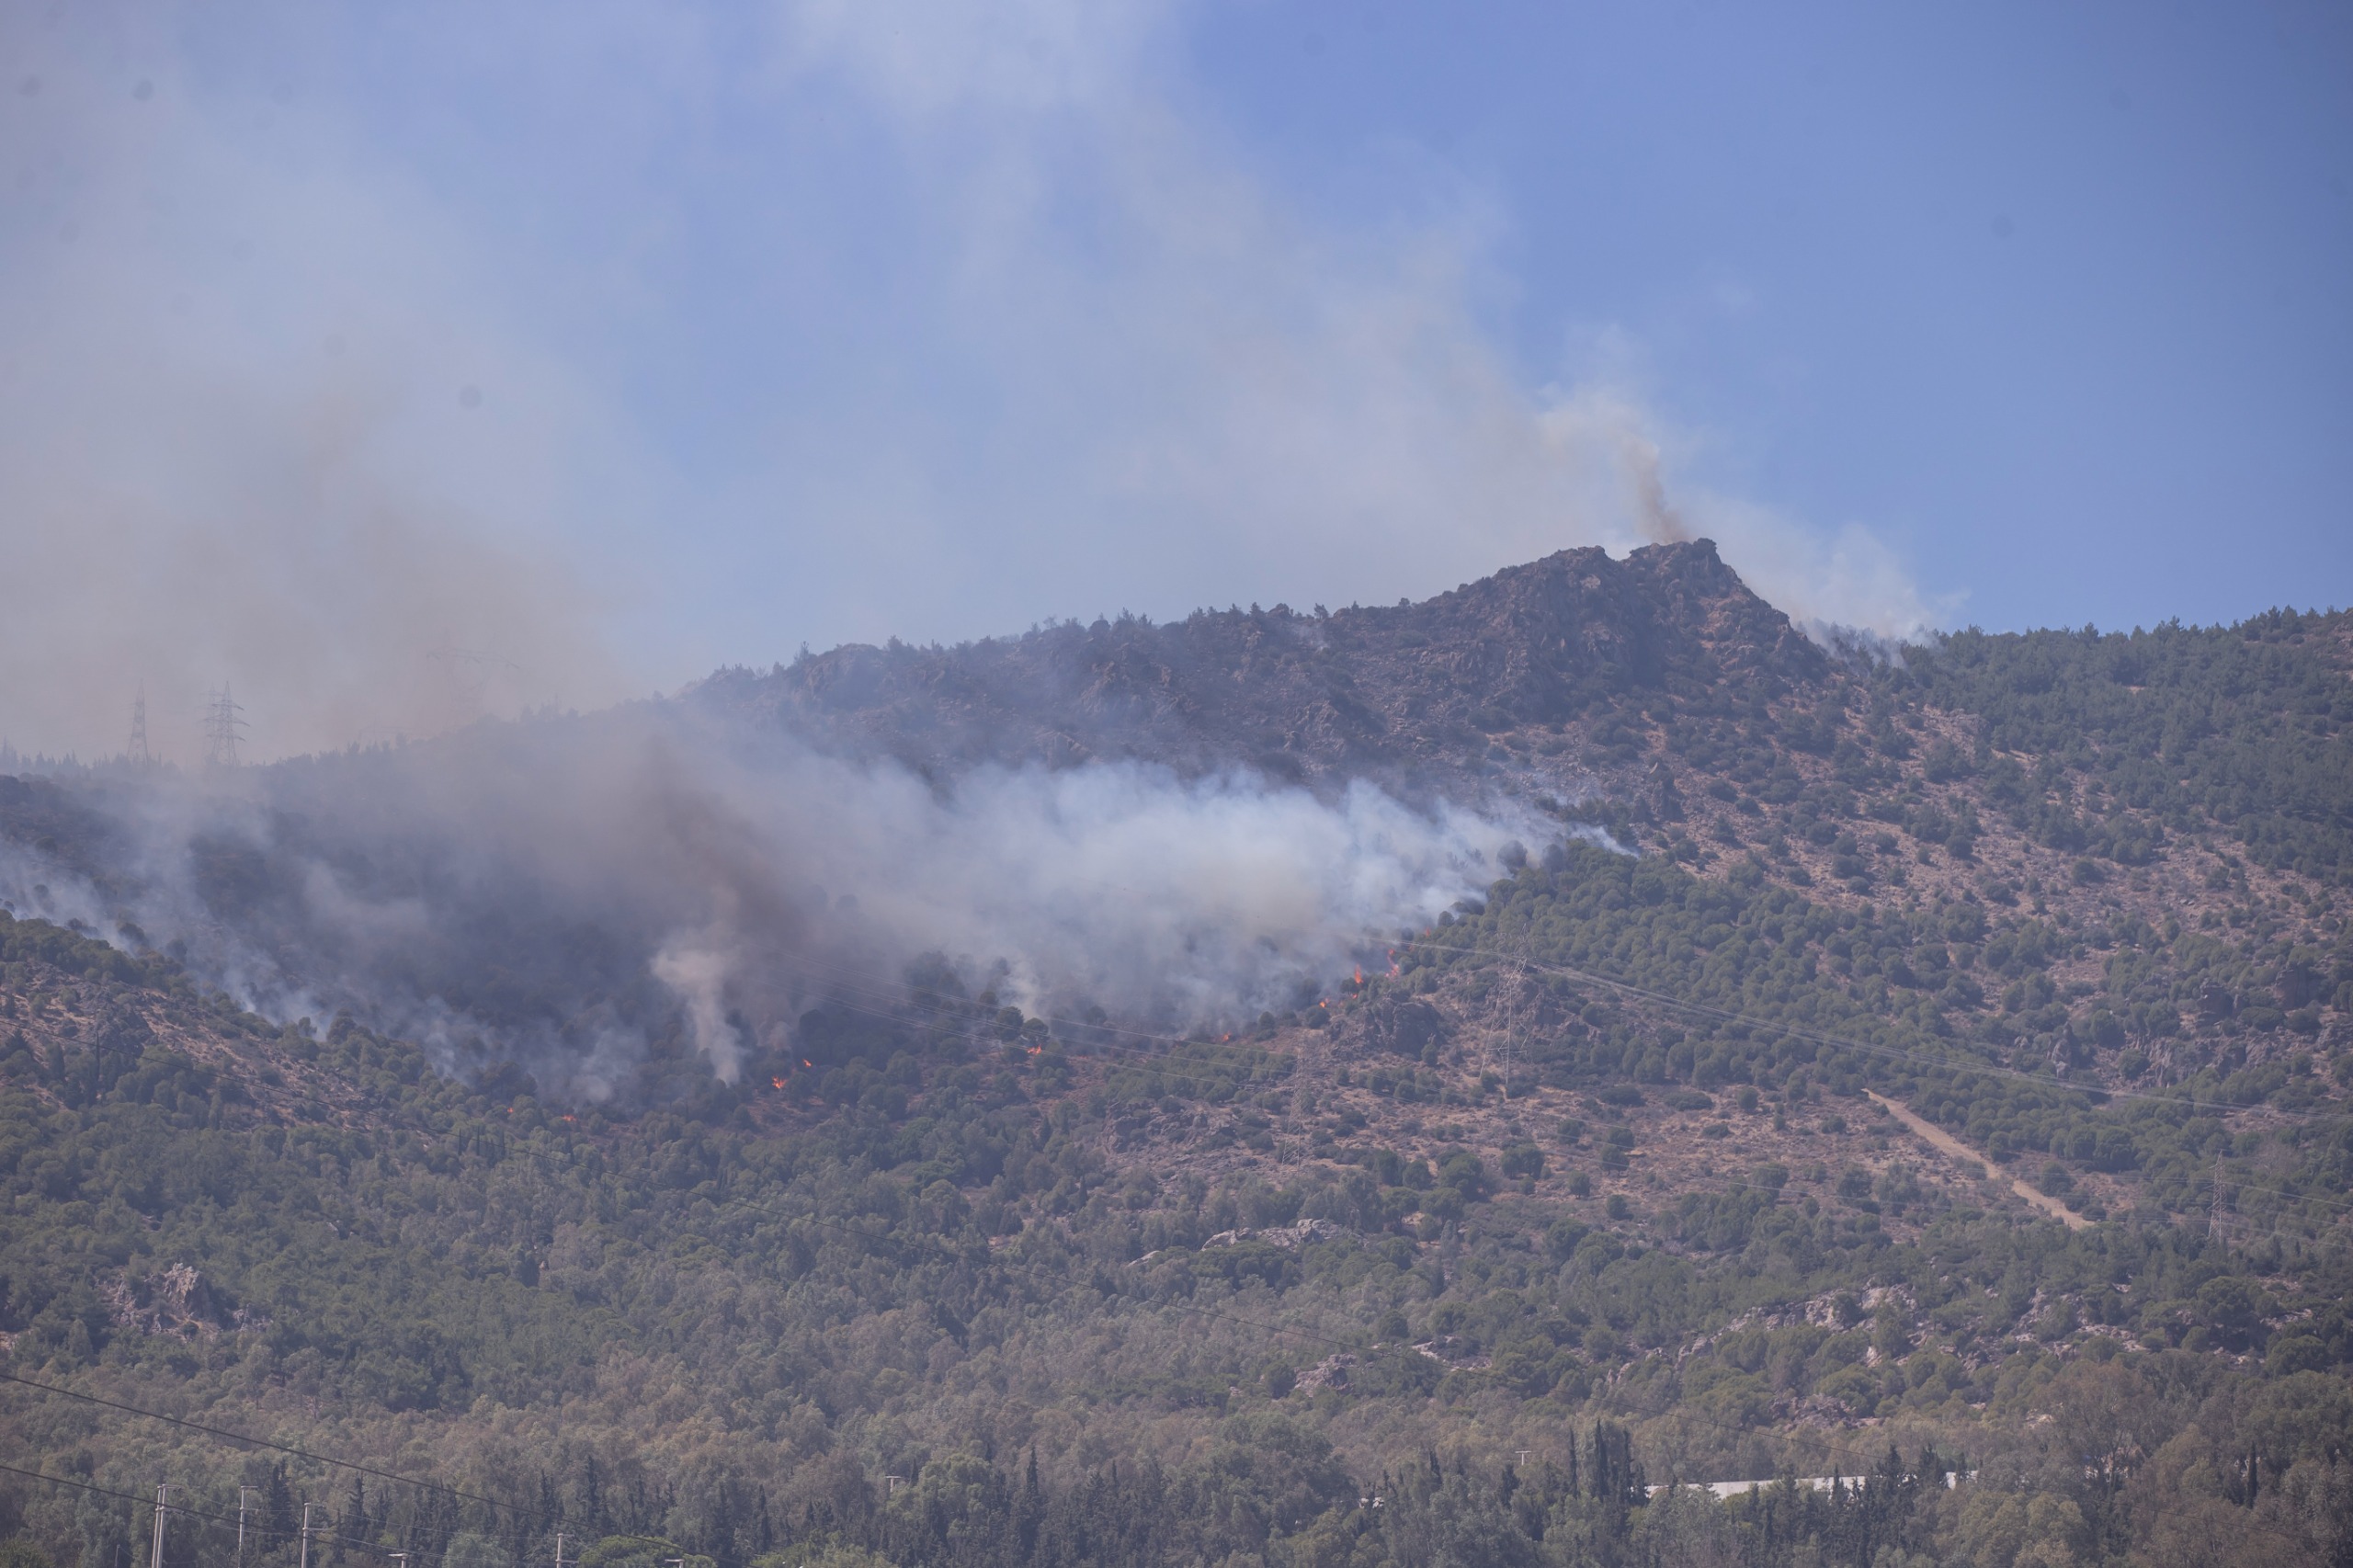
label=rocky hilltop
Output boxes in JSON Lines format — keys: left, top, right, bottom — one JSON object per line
{"left": 693, "top": 540, "right": 1823, "bottom": 790}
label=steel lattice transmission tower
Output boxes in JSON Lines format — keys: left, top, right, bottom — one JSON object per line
{"left": 202, "top": 685, "right": 248, "bottom": 768}
{"left": 128, "top": 684, "right": 151, "bottom": 766}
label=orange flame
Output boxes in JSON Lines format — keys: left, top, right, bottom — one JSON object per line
{"left": 771, "top": 1076, "right": 788, "bottom": 1090}
{"left": 1353, "top": 968, "right": 1364, "bottom": 985}
{"left": 1027, "top": 1044, "right": 1043, "bottom": 1056}
{"left": 801, "top": 1059, "right": 813, "bottom": 1067}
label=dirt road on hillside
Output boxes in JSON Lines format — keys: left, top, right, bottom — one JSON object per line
{"left": 1866, "top": 1091, "right": 2089, "bottom": 1231}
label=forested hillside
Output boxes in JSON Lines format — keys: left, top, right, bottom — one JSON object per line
{"left": 4, "top": 545, "right": 2353, "bottom": 1567}
{"left": 693, "top": 540, "right": 1824, "bottom": 793}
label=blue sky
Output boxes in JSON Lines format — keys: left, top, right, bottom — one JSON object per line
{"left": 1, "top": 0, "right": 2347, "bottom": 759}
{"left": 1192, "top": 2, "right": 2353, "bottom": 621}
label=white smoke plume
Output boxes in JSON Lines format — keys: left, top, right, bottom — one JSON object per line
{"left": 1539, "top": 388, "right": 1953, "bottom": 642}
{"left": 0, "top": 706, "right": 1536, "bottom": 1097}
{"left": 767, "top": 0, "right": 1951, "bottom": 646}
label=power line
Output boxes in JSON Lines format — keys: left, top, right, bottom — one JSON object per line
{"left": 6, "top": 1158, "right": 2254, "bottom": 1510}
{"left": 888, "top": 1201, "right": 1958, "bottom": 1486}
{"left": 0, "top": 1240, "right": 1382, "bottom": 1532}
{"left": 0, "top": 1461, "right": 420, "bottom": 1563}
{"left": 6, "top": 1168, "right": 2310, "bottom": 1536}
{"left": 2, "top": 1223, "right": 1382, "bottom": 1511}
{"left": 0, "top": 1372, "right": 535, "bottom": 1526}
{"left": 6, "top": 879, "right": 2312, "bottom": 1512}
{"left": 0, "top": 1421, "right": 1915, "bottom": 1540}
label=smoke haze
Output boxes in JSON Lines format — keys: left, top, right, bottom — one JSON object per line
{"left": 0, "top": 0, "right": 1946, "bottom": 767}
{"left": 0, "top": 2, "right": 637, "bottom": 765}
{"left": 0, "top": 2, "right": 1946, "bottom": 1091}
{"left": 0, "top": 705, "right": 1536, "bottom": 1098}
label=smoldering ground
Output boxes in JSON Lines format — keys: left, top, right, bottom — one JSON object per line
{"left": 0, "top": 702, "right": 1538, "bottom": 1101}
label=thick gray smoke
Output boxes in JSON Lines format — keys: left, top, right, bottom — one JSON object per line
{"left": 0, "top": 706, "right": 1537, "bottom": 1099}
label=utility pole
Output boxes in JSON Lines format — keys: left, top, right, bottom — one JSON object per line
{"left": 129, "top": 686, "right": 151, "bottom": 767}
{"left": 299, "top": 1503, "right": 313, "bottom": 1568}
{"left": 553, "top": 1529, "right": 564, "bottom": 1568}
{"left": 149, "top": 1484, "right": 169, "bottom": 1568}
{"left": 238, "top": 1487, "right": 255, "bottom": 1567}
{"left": 1499, "top": 959, "right": 1532, "bottom": 1099}
{"left": 2209, "top": 1150, "right": 2226, "bottom": 1241}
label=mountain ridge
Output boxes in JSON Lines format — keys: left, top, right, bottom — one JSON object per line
{"left": 5, "top": 547, "right": 2353, "bottom": 1568}
{"left": 690, "top": 540, "right": 1824, "bottom": 792}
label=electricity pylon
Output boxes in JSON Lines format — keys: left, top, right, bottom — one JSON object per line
{"left": 203, "top": 686, "right": 248, "bottom": 768}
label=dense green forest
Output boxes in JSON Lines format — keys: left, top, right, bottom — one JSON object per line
{"left": 4, "top": 588, "right": 2353, "bottom": 1567}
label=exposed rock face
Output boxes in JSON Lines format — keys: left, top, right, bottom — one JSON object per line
{"left": 691, "top": 540, "right": 1824, "bottom": 793}
{"left": 1201, "top": 1219, "right": 1343, "bottom": 1250}
{"left": 102, "top": 1261, "right": 232, "bottom": 1339}
{"left": 1345, "top": 995, "right": 1449, "bottom": 1060}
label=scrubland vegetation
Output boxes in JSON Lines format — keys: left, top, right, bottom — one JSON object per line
{"left": 5, "top": 563, "right": 2353, "bottom": 1565}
